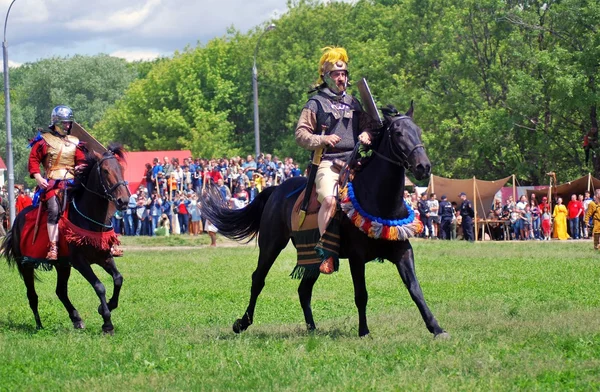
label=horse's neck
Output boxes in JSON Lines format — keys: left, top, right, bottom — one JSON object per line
{"left": 69, "top": 191, "right": 114, "bottom": 231}
{"left": 351, "top": 159, "right": 408, "bottom": 219}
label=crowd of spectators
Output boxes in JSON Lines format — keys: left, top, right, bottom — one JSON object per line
{"left": 402, "top": 190, "right": 596, "bottom": 242}
{"left": 474, "top": 192, "right": 593, "bottom": 241}
{"left": 115, "top": 153, "right": 305, "bottom": 238}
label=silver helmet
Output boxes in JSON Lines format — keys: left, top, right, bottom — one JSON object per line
{"left": 49, "top": 105, "right": 74, "bottom": 135}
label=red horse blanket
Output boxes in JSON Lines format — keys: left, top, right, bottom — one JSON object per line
{"left": 19, "top": 205, "right": 120, "bottom": 268}
{"left": 20, "top": 206, "right": 70, "bottom": 264}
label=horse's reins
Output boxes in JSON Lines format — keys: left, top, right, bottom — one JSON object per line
{"left": 72, "top": 153, "right": 129, "bottom": 229}
{"left": 371, "top": 115, "right": 424, "bottom": 169}
{"left": 79, "top": 154, "right": 129, "bottom": 202}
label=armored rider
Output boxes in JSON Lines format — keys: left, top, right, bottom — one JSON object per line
{"left": 28, "top": 105, "right": 123, "bottom": 260}
{"left": 295, "top": 46, "right": 376, "bottom": 274}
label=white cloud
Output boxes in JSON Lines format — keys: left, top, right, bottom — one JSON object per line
{"left": 69, "top": 0, "right": 162, "bottom": 33}
{"left": 0, "top": 59, "right": 23, "bottom": 68}
{"left": 1, "top": 0, "right": 294, "bottom": 64}
{"left": 110, "top": 49, "right": 161, "bottom": 62}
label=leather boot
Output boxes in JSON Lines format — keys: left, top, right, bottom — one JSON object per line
{"left": 319, "top": 256, "right": 335, "bottom": 275}
{"left": 110, "top": 244, "right": 124, "bottom": 257}
{"left": 46, "top": 241, "right": 58, "bottom": 261}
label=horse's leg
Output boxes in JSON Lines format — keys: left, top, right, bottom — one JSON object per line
{"left": 55, "top": 263, "right": 85, "bottom": 329}
{"left": 72, "top": 259, "right": 114, "bottom": 334}
{"left": 395, "top": 247, "right": 447, "bottom": 337}
{"left": 98, "top": 258, "right": 123, "bottom": 311}
{"left": 20, "top": 265, "right": 43, "bottom": 330}
{"left": 298, "top": 276, "right": 319, "bottom": 331}
{"left": 348, "top": 258, "right": 370, "bottom": 337}
{"left": 233, "top": 238, "right": 289, "bottom": 333}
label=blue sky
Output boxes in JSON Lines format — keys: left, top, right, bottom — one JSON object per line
{"left": 0, "top": 0, "right": 289, "bottom": 66}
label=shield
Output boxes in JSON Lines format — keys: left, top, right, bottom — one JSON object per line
{"left": 357, "top": 78, "right": 383, "bottom": 127}
{"left": 71, "top": 122, "right": 107, "bottom": 154}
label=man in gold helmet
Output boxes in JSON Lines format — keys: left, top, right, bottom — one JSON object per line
{"left": 295, "top": 46, "right": 377, "bottom": 274}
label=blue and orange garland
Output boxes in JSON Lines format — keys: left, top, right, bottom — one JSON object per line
{"left": 339, "top": 182, "right": 423, "bottom": 241}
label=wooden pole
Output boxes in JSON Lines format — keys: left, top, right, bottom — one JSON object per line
{"left": 473, "top": 176, "right": 478, "bottom": 241}
{"left": 512, "top": 174, "right": 517, "bottom": 205}
{"left": 588, "top": 173, "right": 592, "bottom": 193}
{"left": 431, "top": 175, "right": 435, "bottom": 194}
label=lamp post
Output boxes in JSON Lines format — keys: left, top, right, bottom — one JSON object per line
{"left": 252, "top": 23, "right": 275, "bottom": 158}
{"left": 3, "top": 0, "right": 17, "bottom": 225}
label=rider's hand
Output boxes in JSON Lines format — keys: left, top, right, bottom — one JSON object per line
{"left": 34, "top": 174, "right": 48, "bottom": 190}
{"left": 358, "top": 131, "right": 371, "bottom": 145}
{"left": 323, "top": 134, "right": 341, "bottom": 148}
{"left": 74, "top": 164, "right": 87, "bottom": 173}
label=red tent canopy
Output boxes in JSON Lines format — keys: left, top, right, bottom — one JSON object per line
{"left": 124, "top": 150, "right": 192, "bottom": 193}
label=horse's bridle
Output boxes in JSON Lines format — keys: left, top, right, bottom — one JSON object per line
{"left": 80, "top": 154, "right": 129, "bottom": 202}
{"left": 371, "top": 115, "right": 425, "bottom": 169}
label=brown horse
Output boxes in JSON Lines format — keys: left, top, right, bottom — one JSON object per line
{"left": 202, "top": 104, "right": 448, "bottom": 338}
{"left": 2, "top": 144, "right": 130, "bottom": 334}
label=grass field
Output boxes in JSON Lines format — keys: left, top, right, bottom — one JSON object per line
{"left": 1, "top": 238, "right": 599, "bottom": 391}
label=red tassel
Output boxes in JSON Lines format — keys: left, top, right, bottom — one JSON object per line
{"left": 60, "top": 217, "right": 120, "bottom": 251}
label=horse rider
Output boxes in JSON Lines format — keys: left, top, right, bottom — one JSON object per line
{"left": 459, "top": 192, "right": 475, "bottom": 242}
{"left": 28, "top": 105, "right": 123, "bottom": 260}
{"left": 295, "top": 46, "right": 377, "bottom": 274}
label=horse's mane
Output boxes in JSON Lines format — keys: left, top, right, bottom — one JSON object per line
{"left": 70, "top": 143, "right": 127, "bottom": 193}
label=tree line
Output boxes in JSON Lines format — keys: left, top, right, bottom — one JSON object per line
{"left": 1, "top": 0, "right": 598, "bottom": 186}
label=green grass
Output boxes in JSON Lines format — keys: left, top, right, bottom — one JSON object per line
{"left": 1, "top": 239, "right": 599, "bottom": 391}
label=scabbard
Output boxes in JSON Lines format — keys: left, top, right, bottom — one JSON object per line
{"left": 298, "top": 147, "right": 325, "bottom": 228}
{"left": 31, "top": 202, "right": 43, "bottom": 245}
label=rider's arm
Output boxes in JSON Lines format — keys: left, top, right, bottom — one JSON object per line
{"left": 74, "top": 144, "right": 87, "bottom": 166}
{"left": 28, "top": 139, "right": 46, "bottom": 178}
{"left": 295, "top": 108, "right": 327, "bottom": 150}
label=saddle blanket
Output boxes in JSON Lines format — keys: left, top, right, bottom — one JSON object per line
{"left": 290, "top": 187, "right": 341, "bottom": 279}
{"left": 20, "top": 206, "right": 70, "bottom": 267}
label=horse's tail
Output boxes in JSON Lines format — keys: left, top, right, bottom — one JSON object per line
{"left": 1, "top": 227, "right": 18, "bottom": 271}
{"left": 201, "top": 186, "right": 277, "bottom": 243}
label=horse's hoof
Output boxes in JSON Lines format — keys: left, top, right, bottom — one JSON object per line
{"left": 359, "top": 329, "right": 370, "bottom": 338}
{"left": 232, "top": 319, "right": 245, "bottom": 334}
{"left": 434, "top": 331, "right": 451, "bottom": 339}
{"left": 102, "top": 328, "right": 115, "bottom": 336}
{"left": 73, "top": 321, "right": 86, "bottom": 329}
{"left": 306, "top": 323, "right": 316, "bottom": 332}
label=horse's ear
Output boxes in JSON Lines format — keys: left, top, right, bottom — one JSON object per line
{"left": 406, "top": 100, "right": 414, "bottom": 118}
{"left": 94, "top": 151, "right": 103, "bottom": 161}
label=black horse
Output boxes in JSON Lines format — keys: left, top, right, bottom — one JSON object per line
{"left": 202, "top": 104, "right": 448, "bottom": 338}
{"left": 2, "top": 144, "right": 130, "bottom": 334}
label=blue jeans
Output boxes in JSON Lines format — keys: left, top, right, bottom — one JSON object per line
{"left": 513, "top": 219, "right": 522, "bottom": 240}
{"left": 532, "top": 217, "right": 541, "bottom": 239}
{"left": 124, "top": 213, "right": 134, "bottom": 235}
{"left": 569, "top": 217, "right": 580, "bottom": 239}
{"left": 178, "top": 213, "right": 189, "bottom": 234}
{"left": 112, "top": 217, "right": 122, "bottom": 235}
{"left": 152, "top": 215, "right": 159, "bottom": 235}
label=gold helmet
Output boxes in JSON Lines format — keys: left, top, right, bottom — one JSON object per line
{"left": 317, "top": 46, "right": 348, "bottom": 94}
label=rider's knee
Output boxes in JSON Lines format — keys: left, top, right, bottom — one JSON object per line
{"left": 47, "top": 197, "right": 60, "bottom": 223}
{"left": 320, "top": 196, "right": 336, "bottom": 210}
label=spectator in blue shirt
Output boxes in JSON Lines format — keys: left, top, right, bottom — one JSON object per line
{"left": 242, "top": 155, "right": 257, "bottom": 181}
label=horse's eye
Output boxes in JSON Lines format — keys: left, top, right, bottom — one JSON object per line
{"left": 103, "top": 169, "right": 110, "bottom": 175}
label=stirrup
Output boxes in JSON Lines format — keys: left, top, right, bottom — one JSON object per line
{"left": 46, "top": 241, "right": 58, "bottom": 261}
{"left": 110, "top": 245, "right": 124, "bottom": 257}
{"left": 319, "top": 256, "right": 335, "bottom": 275}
